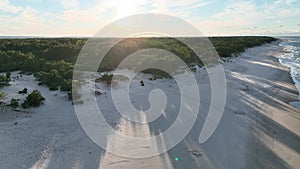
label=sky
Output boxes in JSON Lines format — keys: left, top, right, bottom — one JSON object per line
{"left": 0, "top": 0, "right": 299, "bottom": 36}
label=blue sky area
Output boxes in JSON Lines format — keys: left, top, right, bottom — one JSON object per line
{"left": 0, "top": 0, "right": 299, "bottom": 36}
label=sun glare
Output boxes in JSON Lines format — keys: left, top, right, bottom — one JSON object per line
{"left": 111, "top": 0, "right": 139, "bottom": 18}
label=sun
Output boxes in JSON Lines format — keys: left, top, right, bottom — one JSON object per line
{"left": 111, "top": 0, "right": 139, "bottom": 18}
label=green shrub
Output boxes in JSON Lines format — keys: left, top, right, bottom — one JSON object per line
{"left": 18, "top": 88, "right": 28, "bottom": 94}
{"left": 95, "top": 74, "right": 129, "bottom": 84}
{"left": 95, "top": 91, "right": 102, "bottom": 95}
{"left": 60, "top": 79, "right": 72, "bottom": 91}
{"left": 36, "top": 70, "right": 61, "bottom": 90}
{"left": 67, "top": 90, "right": 81, "bottom": 101}
{"left": 49, "top": 83, "right": 59, "bottom": 91}
{"left": 6, "top": 72, "right": 11, "bottom": 79}
{"left": 67, "top": 81, "right": 81, "bottom": 102}
{"left": 0, "top": 92, "right": 7, "bottom": 103}
{"left": 9, "top": 98, "right": 19, "bottom": 108}
{"left": 0, "top": 74, "right": 9, "bottom": 83}
{"left": 96, "top": 74, "right": 113, "bottom": 84}
{"left": 22, "top": 90, "right": 45, "bottom": 108}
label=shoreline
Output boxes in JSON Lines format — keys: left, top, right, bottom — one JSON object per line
{"left": 270, "top": 41, "right": 299, "bottom": 103}
{"left": 276, "top": 38, "right": 300, "bottom": 109}
{"left": 0, "top": 42, "right": 300, "bottom": 168}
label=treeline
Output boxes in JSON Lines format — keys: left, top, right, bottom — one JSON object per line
{"left": 209, "top": 36, "right": 276, "bottom": 57}
{"left": 99, "top": 36, "right": 276, "bottom": 71}
{"left": 0, "top": 36, "right": 277, "bottom": 91}
{"left": 0, "top": 38, "right": 82, "bottom": 92}
{"left": 0, "top": 38, "right": 85, "bottom": 61}
{"left": 99, "top": 38, "right": 200, "bottom": 71}
{"left": 0, "top": 50, "right": 74, "bottom": 91}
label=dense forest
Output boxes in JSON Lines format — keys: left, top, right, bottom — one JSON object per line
{"left": 0, "top": 36, "right": 277, "bottom": 93}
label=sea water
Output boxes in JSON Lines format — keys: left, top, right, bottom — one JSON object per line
{"left": 278, "top": 36, "right": 300, "bottom": 108}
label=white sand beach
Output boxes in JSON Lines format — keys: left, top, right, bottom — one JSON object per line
{"left": 1, "top": 42, "right": 300, "bottom": 169}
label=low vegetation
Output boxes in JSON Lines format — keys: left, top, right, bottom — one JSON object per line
{"left": 96, "top": 74, "right": 113, "bottom": 84}
{"left": 209, "top": 36, "right": 276, "bottom": 57}
{"left": 21, "top": 90, "right": 45, "bottom": 108}
{"left": 0, "top": 72, "right": 10, "bottom": 87}
{"left": 9, "top": 98, "right": 19, "bottom": 108}
{"left": 96, "top": 74, "right": 129, "bottom": 84}
{"left": 0, "top": 92, "right": 6, "bottom": 103}
{"left": 18, "top": 88, "right": 28, "bottom": 94}
{"left": 0, "top": 36, "right": 277, "bottom": 94}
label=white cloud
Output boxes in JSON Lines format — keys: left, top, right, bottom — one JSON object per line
{"left": 193, "top": 2, "right": 259, "bottom": 35}
{"left": 60, "top": 0, "right": 79, "bottom": 9}
{"left": 0, "top": 1, "right": 114, "bottom": 36}
{"left": 1, "top": 0, "right": 299, "bottom": 36}
{"left": 193, "top": 0, "right": 300, "bottom": 35}
{"left": 21, "top": 6, "right": 37, "bottom": 20}
{"left": 262, "top": 0, "right": 300, "bottom": 18}
{"left": 149, "top": 0, "right": 213, "bottom": 18}
{"left": 212, "top": 2, "right": 259, "bottom": 26}
{"left": 285, "top": 0, "right": 297, "bottom": 5}
{"left": 0, "top": 0, "right": 22, "bottom": 14}
{"left": 0, "top": 0, "right": 216, "bottom": 36}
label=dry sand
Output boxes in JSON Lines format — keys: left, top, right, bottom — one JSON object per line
{"left": 0, "top": 42, "right": 300, "bottom": 169}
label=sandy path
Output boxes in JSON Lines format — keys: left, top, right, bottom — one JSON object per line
{"left": 0, "top": 42, "right": 300, "bottom": 169}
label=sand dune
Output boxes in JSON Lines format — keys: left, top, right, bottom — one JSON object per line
{"left": 0, "top": 42, "right": 300, "bottom": 169}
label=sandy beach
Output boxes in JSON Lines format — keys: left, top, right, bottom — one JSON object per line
{"left": 1, "top": 42, "right": 300, "bottom": 169}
